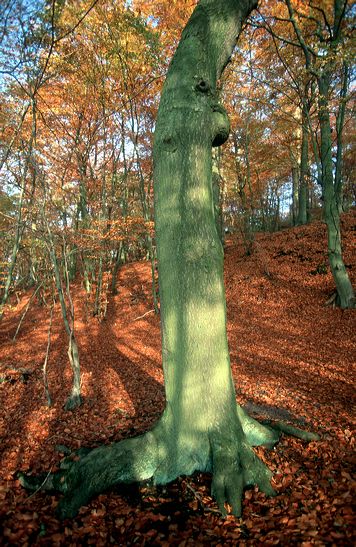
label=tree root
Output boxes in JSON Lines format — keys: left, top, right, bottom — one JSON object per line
{"left": 260, "top": 420, "right": 320, "bottom": 442}
{"left": 64, "top": 393, "right": 82, "bottom": 411}
{"left": 211, "top": 436, "right": 275, "bottom": 517}
{"left": 238, "top": 404, "right": 320, "bottom": 444}
{"left": 237, "top": 405, "right": 279, "bottom": 448}
{"left": 18, "top": 409, "right": 320, "bottom": 519}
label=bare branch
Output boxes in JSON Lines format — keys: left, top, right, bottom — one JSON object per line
{"left": 285, "top": 0, "right": 319, "bottom": 76}
{"left": 309, "top": 2, "right": 332, "bottom": 37}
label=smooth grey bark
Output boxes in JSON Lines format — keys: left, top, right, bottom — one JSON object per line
{"left": 152, "top": 2, "right": 276, "bottom": 517}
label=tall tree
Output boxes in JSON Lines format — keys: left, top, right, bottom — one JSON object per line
{"left": 285, "top": 0, "right": 355, "bottom": 308}
{"left": 20, "top": 0, "right": 281, "bottom": 519}
{"left": 20, "top": 0, "right": 319, "bottom": 518}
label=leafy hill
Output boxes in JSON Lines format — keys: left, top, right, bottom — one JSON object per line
{"left": 0, "top": 212, "right": 355, "bottom": 545}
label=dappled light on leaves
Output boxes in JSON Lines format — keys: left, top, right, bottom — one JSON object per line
{"left": 1, "top": 213, "right": 355, "bottom": 544}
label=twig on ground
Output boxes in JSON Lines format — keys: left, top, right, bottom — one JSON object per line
{"left": 22, "top": 464, "right": 54, "bottom": 500}
{"left": 133, "top": 309, "right": 154, "bottom": 321}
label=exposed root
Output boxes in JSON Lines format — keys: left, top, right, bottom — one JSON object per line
{"left": 19, "top": 409, "right": 320, "bottom": 519}
{"left": 210, "top": 436, "right": 275, "bottom": 517}
{"left": 238, "top": 404, "right": 320, "bottom": 445}
{"left": 64, "top": 394, "right": 82, "bottom": 411}
{"left": 237, "top": 405, "right": 280, "bottom": 448}
{"left": 261, "top": 420, "right": 320, "bottom": 442}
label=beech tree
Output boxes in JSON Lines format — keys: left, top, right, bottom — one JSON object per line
{"left": 284, "top": 0, "right": 355, "bottom": 308}
{"left": 20, "top": 0, "right": 318, "bottom": 519}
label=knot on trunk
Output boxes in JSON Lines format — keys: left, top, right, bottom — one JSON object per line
{"left": 195, "top": 78, "right": 211, "bottom": 93}
{"left": 211, "top": 104, "right": 230, "bottom": 147}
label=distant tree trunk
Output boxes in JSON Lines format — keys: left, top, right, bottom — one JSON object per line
{"left": 297, "top": 93, "right": 309, "bottom": 225}
{"left": 0, "top": 181, "right": 25, "bottom": 317}
{"left": 273, "top": 193, "right": 280, "bottom": 231}
{"left": 318, "top": 72, "right": 355, "bottom": 309}
{"left": 111, "top": 241, "right": 124, "bottom": 295}
{"left": 291, "top": 165, "right": 298, "bottom": 226}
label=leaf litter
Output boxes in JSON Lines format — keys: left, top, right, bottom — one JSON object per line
{"left": 0, "top": 212, "right": 355, "bottom": 545}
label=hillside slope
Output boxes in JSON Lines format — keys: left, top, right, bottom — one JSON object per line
{"left": 1, "top": 211, "right": 355, "bottom": 545}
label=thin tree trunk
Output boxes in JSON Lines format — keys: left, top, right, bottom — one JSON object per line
{"left": 0, "top": 182, "right": 25, "bottom": 317}
{"left": 43, "top": 299, "right": 54, "bottom": 407}
{"left": 12, "top": 282, "right": 43, "bottom": 341}
{"left": 47, "top": 228, "right": 82, "bottom": 409}
{"left": 335, "top": 61, "right": 348, "bottom": 213}
{"left": 297, "top": 94, "right": 309, "bottom": 225}
{"left": 291, "top": 166, "right": 299, "bottom": 226}
{"left": 111, "top": 241, "right": 124, "bottom": 295}
{"left": 318, "top": 72, "right": 354, "bottom": 308}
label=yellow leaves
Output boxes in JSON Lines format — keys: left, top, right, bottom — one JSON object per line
{"left": 74, "top": 216, "right": 153, "bottom": 251}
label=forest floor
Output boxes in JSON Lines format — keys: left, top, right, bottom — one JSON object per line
{"left": 0, "top": 211, "right": 355, "bottom": 546}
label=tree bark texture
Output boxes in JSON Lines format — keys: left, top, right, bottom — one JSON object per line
{"left": 152, "top": 2, "right": 276, "bottom": 509}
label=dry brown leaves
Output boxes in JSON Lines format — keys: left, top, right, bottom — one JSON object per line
{"left": 0, "top": 212, "right": 355, "bottom": 545}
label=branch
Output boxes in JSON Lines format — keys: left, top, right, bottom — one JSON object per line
{"left": 285, "top": 0, "right": 319, "bottom": 76}
{"left": 333, "top": 0, "right": 348, "bottom": 42}
{"left": 249, "top": 17, "right": 302, "bottom": 50}
{"left": 133, "top": 309, "right": 155, "bottom": 321}
{"left": 54, "top": 0, "right": 101, "bottom": 44}
{"left": 33, "top": 0, "right": 56, "bottom": 95}
{"left": 309, "top": 2, "right": 332, "bottom": 38}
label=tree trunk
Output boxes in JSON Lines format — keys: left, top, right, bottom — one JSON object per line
{"left": 297, "top": 95, "right": 309, "bottom": 225}
{"left": 22, "top": 0, "right": 313, "bottom": 519}
{"left": 0, "top": 181, "right": 25, "bottom": 317}
{"left": 48, "top": 233, "right": 82, "bottom": 410}
{"left": 153, "top": 3, "right": 268, "bottom": 501}
{"left": 335, "top": 61, "right": 348, "bottom": 213}
{"left": 318, "top": 72, "right": 355, "bottom": 309}
{"left": 291, "top": 166, "right": 298, "bottom": 226}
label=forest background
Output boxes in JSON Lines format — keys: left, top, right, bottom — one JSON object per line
{"left": 0, "top": 0, "right": 355, "bottom": 544}
{"left": 1, "top": 0, "right": 354, "bottom": 324}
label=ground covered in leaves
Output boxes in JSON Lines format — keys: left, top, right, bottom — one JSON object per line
{"left": 1, "top": 213, "right": 355, "bottom": 546}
